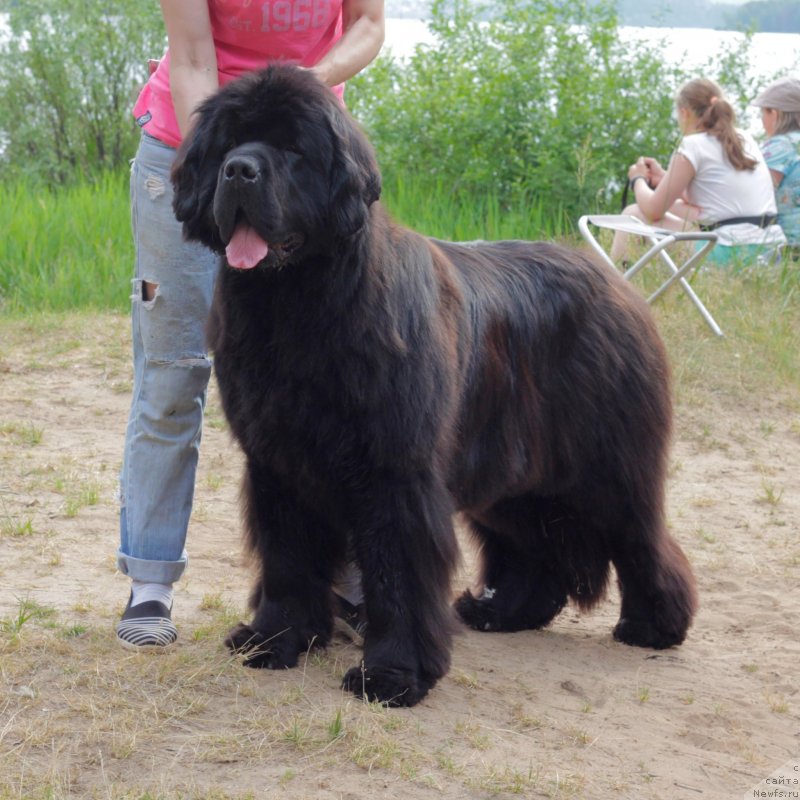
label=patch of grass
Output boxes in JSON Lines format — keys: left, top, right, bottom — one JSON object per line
{"left": 0, "top": 421, "right": 44, "bottom": 446}
{"left": 653, "top": 263, "right": 799, "bottom": 403}
{"left": 0, "top": 516, "right": 35, "bottom": 538}
{"left": 205, "top": 414, "right": 229, "bottom": 432}
{"left": 766, "top": 693, "right": 789, "bottom": 714}
{"left": 383, "top": 173, "right": 571, "bottom": 243}
{"left": 205, "top": 473, "right": 224, "bottom": 490}
{"left": 0, "top": 173, "right": 132, "bottom": 313}
{"left": 451, "top": 669, "right": 481, "bottom": 690}
{"left": 567, "top": 726, "right": 594, "bottom": 746}
{"left": 278, "top": 769, "right": 296, "bottom": 788}
{"left": 281, "top": 716, "right": 315, "bottom": 749}
{"left": 758, "top": 480, "right": 784, "bottom": 507}
{"left": 327, "top": 709, "right": 345, "bottom": 742}
{"left": 1, "top": 598, "right": 57, "bottom": 641}
{"left": 509, "top": 703, "right": 544, "bottom": 732}
{"left": 693, "top": 527, "right": 717, "bottom": 545}
{"left": 349, "top": 731, "right": 402, "bottom": 770}
{"left": 469, "top": 763, "right": 545, "bottom": 796}
{"left": 199, "top": 592, "right": 225, "bottom": 611}
{"left": 63, "top": 480, "right": 102, "bottom": 518}
{"left": 454, "top": 719, "right": 491, "bottom": 751}
{"left": 61, "top": 623, "right": 89, "bottom": 638}
{"left": 759, "top": 420, "right": 776, "bottom": 436}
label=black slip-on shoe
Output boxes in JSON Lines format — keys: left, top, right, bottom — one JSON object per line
{"left": 116, "top": 594, "right": 178, "bottom": 651}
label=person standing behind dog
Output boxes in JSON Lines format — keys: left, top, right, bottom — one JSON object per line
{"left": 753, "top": 76, "right": 800, "bottom": 252}
{"left": 611, "top": 78, "right": 785, "bottom": 266}
{"left": 115, "top": 0, "right": 384, "bottom": 650}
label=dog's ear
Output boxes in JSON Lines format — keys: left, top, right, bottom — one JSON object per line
{"left": 170, "top": 99, "right": 228, "bottom": 252}
{"left": 326, "top": 104, "right": 382, "bottom": 238}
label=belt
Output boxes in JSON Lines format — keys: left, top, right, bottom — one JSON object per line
{"left": 699, "top": 214, "right": 777, "bottom": 231}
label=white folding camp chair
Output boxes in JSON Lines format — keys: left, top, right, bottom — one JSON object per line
{"left": 578, "top": 214, "right": 722, "bottom": 337}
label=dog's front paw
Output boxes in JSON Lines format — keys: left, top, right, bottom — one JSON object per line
{"left": 224, "top": 622, "right": 301, "bottom": 669}
{"left": 342, "top": 663, "right": 432, "bottom": 707}
{"left": 454, "top": 588, "right": 499, "bottom": 631}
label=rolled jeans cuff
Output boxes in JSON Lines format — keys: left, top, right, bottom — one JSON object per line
{"left": 116, "top": 549, "right": 188, "bottom": 585}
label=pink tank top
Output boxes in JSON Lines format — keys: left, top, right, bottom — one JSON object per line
{"left": 133, "top": 0, "right": 345, "bottom": 148}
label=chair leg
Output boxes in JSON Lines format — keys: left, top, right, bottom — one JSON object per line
{"left": 650, "top": 242, "right": 723, "bottom": 337}
{"left": 578, "top": 217, "right": 722, "bottom": 337}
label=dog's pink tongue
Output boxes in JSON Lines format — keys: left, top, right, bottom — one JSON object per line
{"left": 225, "top": 225, "right": 269, "bottom": 269}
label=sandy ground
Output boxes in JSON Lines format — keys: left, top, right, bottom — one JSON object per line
{"left": 0, "top": 311, "right": 798, "bottom": 799}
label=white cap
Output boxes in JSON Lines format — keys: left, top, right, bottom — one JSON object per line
{"left": 753, "top": 77, "right": 800, "bottom": 112}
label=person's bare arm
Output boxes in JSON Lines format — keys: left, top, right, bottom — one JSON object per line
{"left": 628, "top": 153, "right": 697, "bottom": 223}
{"left": 160, "top": 0, "right": 219, "bottom": 138}
{"left": 311, "top": 0, "right": 385, "bottom": 86}
{"left": 768, "top": 167, "right": 784, "bottom": 189}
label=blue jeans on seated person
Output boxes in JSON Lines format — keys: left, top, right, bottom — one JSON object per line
{"left": 116, "top": 132, "right": 219, "bottom": 584}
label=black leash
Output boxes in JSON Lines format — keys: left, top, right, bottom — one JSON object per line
{"left": 620, "top": 175, "right": 653, "bottom": 211}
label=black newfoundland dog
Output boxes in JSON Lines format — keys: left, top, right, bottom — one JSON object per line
{"left": 172, "top": 65, "right": 697, "bottom": 707}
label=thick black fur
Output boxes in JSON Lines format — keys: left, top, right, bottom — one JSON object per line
{"left": 172, "top": 65, "right": 697, "bottom": 707}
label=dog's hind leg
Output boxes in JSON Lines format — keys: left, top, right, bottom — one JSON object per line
{"left": 610, "top": 511, "right": 698, "bottom": 649}
{"left": 455, "top": 496, "right": 611, "bottom": 632}
{"left": 225, "top": 462, "right": 346, "bottom": 669}
{"left": 455, "top": 515, "right": 568, "bottom": 633}
{"left": 341, "top": 474, "right": 459, "bottom": 707}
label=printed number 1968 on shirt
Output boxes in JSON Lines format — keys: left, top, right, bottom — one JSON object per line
{"left": 261, "top": 0, "right": 333, "bottom": 33}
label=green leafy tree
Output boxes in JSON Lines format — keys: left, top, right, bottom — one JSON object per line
{"left": 350, "top": 0, "right": 687, "bottom": 219}
{"left": 0, "top": 0, "right": 165, "bottom": 184}
{"left": 349, "top": 0, "right": 768, "bottom": 220}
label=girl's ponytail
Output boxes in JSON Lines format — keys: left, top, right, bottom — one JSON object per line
{"left": 678, "top": 79, "right": 756, "bottom": 171}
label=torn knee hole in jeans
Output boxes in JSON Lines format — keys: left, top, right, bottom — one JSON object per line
{"left": 132, "top": 278, "right": 159, "bottom": 307}
{"left": 142, "top": 280, "right": 158, "bottom": 302}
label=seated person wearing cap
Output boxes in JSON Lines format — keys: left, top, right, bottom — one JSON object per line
{"left": 755, "top": 77, "right": 800, "bottom": 250}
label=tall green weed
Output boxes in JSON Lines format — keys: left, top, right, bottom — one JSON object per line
{"left": 0, "top": 172, "right": 132, "bottom": 312}
{"left": 0, "top": 171, "right": 569, "bottom": 314}
{"left": 382, "top": 174, "right": 572, "bottom": 241}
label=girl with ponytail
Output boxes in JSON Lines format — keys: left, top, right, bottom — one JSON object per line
{"left": 611, "top": 78, "right": 785, "bottom": 266}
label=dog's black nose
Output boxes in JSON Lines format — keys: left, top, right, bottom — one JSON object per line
{"left": 223, "top": 154, "right": 261, "bottom": 183}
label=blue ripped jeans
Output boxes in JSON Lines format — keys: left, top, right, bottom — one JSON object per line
{"left": 117, "top": 132, "right": 219, "bottom": 584}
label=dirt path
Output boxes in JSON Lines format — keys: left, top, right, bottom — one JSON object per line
{"left": 1, "top": 312, "right": 798, "bottom": 799}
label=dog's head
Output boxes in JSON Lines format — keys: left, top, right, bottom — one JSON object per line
{"left": 171, "top": 65, "right": 382, "bottom": 270}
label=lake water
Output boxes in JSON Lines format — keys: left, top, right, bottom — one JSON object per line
{"left": 383, "top": 18, "right": 799, "bottom": 73}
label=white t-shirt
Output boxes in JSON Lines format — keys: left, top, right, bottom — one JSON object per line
{"left": 677, "top": 131, "right": 785, "bottom": 247}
